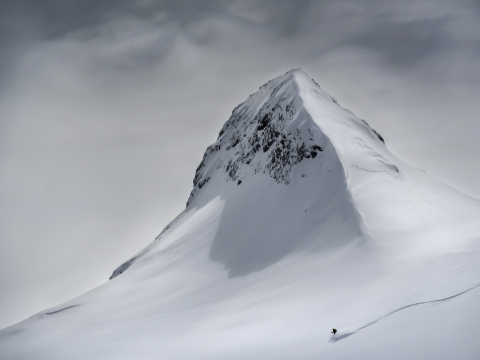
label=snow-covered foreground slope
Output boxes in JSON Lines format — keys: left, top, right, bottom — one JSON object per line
{"left": 2, "top": 69, "right": 480, "bottom": 360}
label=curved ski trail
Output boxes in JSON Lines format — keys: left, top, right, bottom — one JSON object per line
{"left": 330, "top": 283, "right": 480, "bottom": 342}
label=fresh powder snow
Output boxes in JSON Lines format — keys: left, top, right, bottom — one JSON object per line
{"left": 1, "top": 69, "right": 480, "bottom": 360}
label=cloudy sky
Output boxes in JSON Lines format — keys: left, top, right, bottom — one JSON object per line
{"left": 1, "top": 0, "right": 480, "bottom": 328}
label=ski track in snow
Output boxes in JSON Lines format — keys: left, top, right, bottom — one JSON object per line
{"left": 330, "top": 283, "right": 480, "bottom": 343}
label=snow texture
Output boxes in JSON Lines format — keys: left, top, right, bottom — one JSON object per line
{"left": 1, "top": 69, "right": 480, "bottom": 360}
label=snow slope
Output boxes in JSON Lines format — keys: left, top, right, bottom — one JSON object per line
{"left": 1, "top": 69, "right": 480, "bottom": 360}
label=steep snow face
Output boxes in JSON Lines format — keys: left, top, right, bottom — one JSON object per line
{"left": 2, "top": 69, "right": 480, "bottom": 360}
{"left": 291, "top": 70, "right": 480, "bottom": 249}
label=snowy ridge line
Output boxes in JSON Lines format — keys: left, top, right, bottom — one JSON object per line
{"left": 45, "top": 305, "right": 79, "bottom": 315}
{"left": 291, "top": 71, "right": 377, "bottom": 238}
{"left": 330, "top": 282, "right": 480, "bottom": 343}
{"left": 109, "top": 211, "right": 189, "bottom": 280}
{"left": 348, "top": 165, "right": 401, "bottom": 179}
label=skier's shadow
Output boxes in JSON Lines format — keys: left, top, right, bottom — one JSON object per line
{"left": 329, "top": 332, "right": 355, "bottom": 343}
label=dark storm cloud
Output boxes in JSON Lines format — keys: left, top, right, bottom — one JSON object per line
{"left": 0, "top": 0, "right": 219, "bottom": 76}
{"left": 4, "top": 0, "right": 478, "bottom": 70}
{"left": 257, "top": 0, "right": 314, "bottom": 37}
{"left": 353, "top": 16, "right": 449, "bottom": 67}
{"left": 1, "top": 0, "right": 226, "bottom": 38}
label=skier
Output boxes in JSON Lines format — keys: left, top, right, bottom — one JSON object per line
{"left": 331, "top": 328, "right": 337, "bottom": 335}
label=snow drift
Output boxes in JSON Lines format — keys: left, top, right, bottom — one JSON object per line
{"left": 1, "top": 69, "right": 480, "bottom": 360}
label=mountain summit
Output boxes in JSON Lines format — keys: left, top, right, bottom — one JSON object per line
{"left": 2, "top": 69, "right": 480, "bottom": 360}
{"left": 187, "top": 68, "right": 392, "bottom": 207}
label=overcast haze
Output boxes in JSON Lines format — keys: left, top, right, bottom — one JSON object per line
{"left": 1, "top": 0, "right": 480, "bottom": 328}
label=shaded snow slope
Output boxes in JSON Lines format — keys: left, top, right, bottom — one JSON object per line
{"left": 1, "top": 69, "right": 480, "bottom": 360}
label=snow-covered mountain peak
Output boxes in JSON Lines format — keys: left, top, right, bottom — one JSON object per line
{"left": 110, "top": 69, "right": 465, "bottom": 281}
{"left": 112, "top": 69, "right": 378, "bottom": 279}
{"left": 187, "top": 68, "right": 392, "bottom": 207}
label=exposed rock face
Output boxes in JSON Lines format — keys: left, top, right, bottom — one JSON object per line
{"left": 187, "top": 72, "right": 329, "bottom": 206}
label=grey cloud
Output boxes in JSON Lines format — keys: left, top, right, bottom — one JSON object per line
{"left": 6, "top": 0, "right": 478, "bottom": 71}
{"left": 353, "top": 16, "right": 449, "bottom": 67}
{"left": 257, "top": 0, "right": 314, "bottom": 37}
{"left": 0, "top": 0, "right": 228, "bottom": 39}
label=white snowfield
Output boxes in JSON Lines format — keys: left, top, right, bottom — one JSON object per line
{"left": 1, "top": 69, "right": 480, "bottom": 360}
